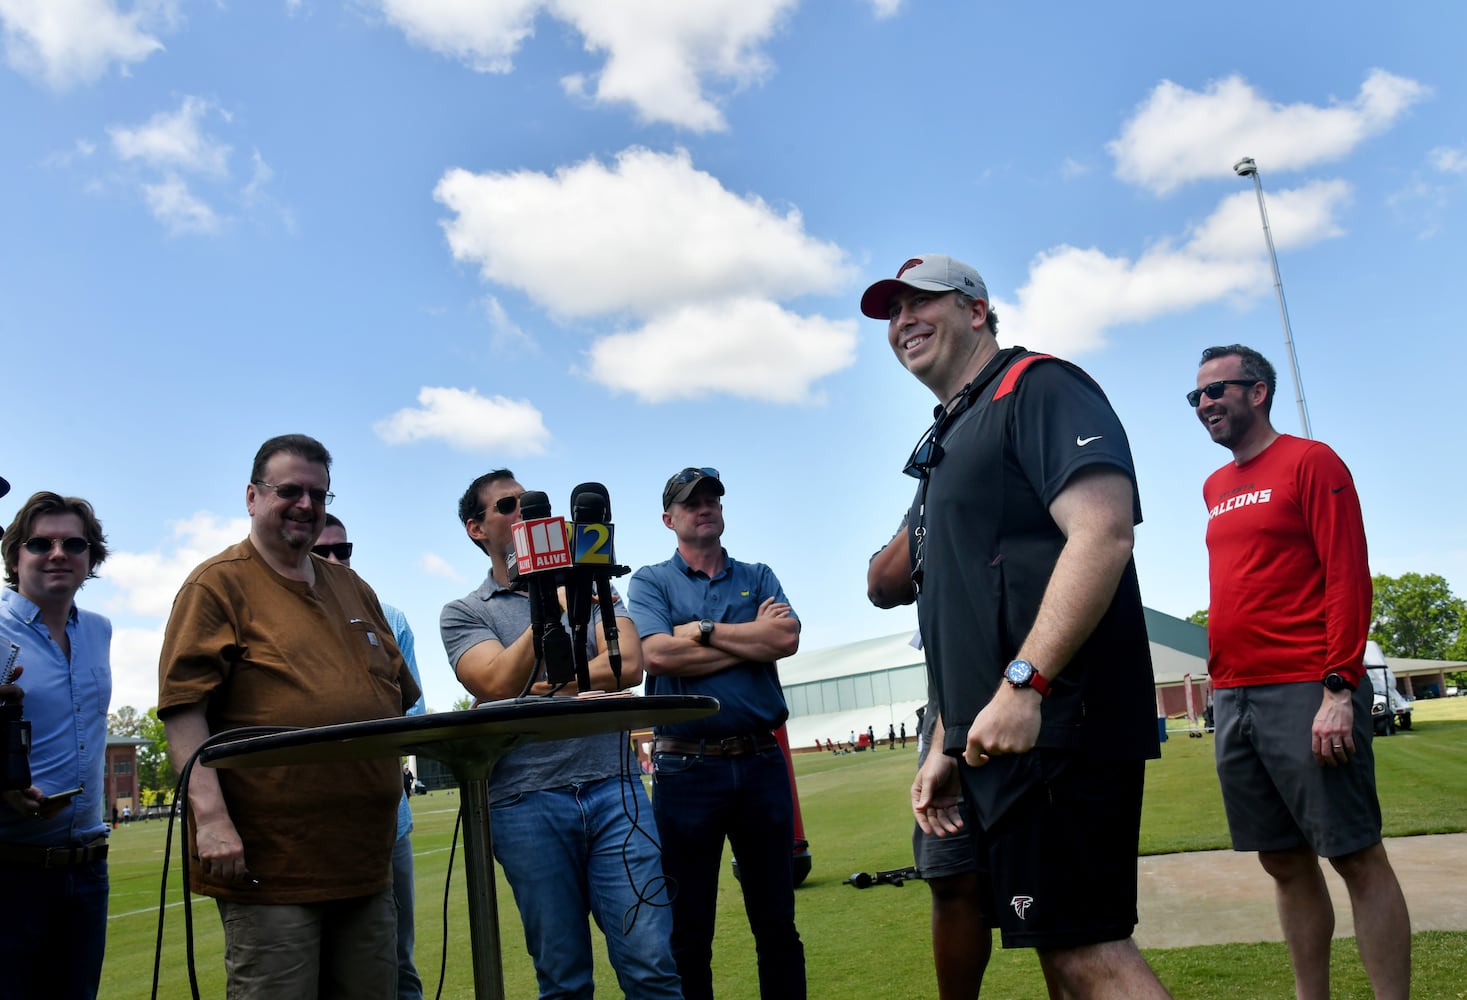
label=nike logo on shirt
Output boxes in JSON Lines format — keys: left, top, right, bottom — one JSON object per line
{"left": 1076, "top": 435, "right": 1103, "bottom": 446}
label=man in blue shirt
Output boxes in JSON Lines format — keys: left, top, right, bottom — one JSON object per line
{"left": 315, "top": 513, "right": 427, "bottom": 1000}
{"left": 0, "top": 491, "right": 114, "bottom": 1000}
{"left": 629, "top": 467, "right": 804, "bottom": 1000}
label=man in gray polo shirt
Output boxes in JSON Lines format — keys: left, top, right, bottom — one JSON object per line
{"left": 439, "top": 469, "right": 679, "bottom": 1000}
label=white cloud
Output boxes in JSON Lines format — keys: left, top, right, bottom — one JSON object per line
{"left": 377, "top": 0, "right": 542, "bottom": 74}
{"left": 377, "top": 0, "right": 793, "bottom": 131}
{"left": 552, "top": 0, "right": 794, "bottom": 131}
{"left": 109, "top": 96, "right": 232, "bottom": 176}
{"left": 867, "top": 0, "right": 902, "bottom": 17}
{"left": 587, "top": 297, "right": 857, "bottom": 403}
{"left": 435, "top": 146, "right": 857, "bottom": 402}
{"left": 1109, "top": 69, "right": 1429, "bottom": 195}
{"left": 482, "top": 295, "right": 533, "bottom": 351}
{"left": 374, "top": 386, "right": 551, "bottom": 453}
{"left": 420, "top": 552, "right": 464, "bottom": 581}
{"left": 435, "top": 147, "right": 852, "bottom": 320}
{"left": 0, "top": 0, "right": 164, "bottom": 89}
{"left": 108, "top": 623, "right": 167, "bottom": 714}
{"left": 1430, "top": 146, "right": 1467, "bottom": 175}
{"left": 1060, "top": 157, "right": 1091, "bottom": 180}
{"left": 101, "top": 512, "right": 251, "bottom": 618}
{"left": 142, "top": 175, "right": 220, "bottom": 235}
{"left": 1002, "top": 180, "right": 1351, "bottom": 354}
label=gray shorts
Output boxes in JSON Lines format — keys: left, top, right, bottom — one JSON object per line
{"left": 1214, "top": 681, "right": 1383, "bottom": 858}
{"left": 912, "top": 810, "right": 977, "bottom": 880}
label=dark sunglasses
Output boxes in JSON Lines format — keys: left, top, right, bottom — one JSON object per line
{"left": 672, "top": 467, "right": 720, "bottom": 486}
{"left": 1187, "top": 379, "right": 1258, "bottom": 408}
{"left": 312, "top": 542, "right": 354, "bottom": 561}
{"left": 253, "top": 480, "right": 335, "bottom": 506}
{"left": 472, "top": 494, "right": 522, "bottom": 522}
{"left": 23, "top": 536, "right": 90, "bottom": 556}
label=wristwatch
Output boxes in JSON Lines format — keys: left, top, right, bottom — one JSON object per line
{"left": 1322, "top": 672, "right": 1355, "bottom": 692}
{"left": 698, "top": 620, "right": 715, "bottom": 646}
{"left": 1004, "top": 659, "right": 1052, "bottom": 697}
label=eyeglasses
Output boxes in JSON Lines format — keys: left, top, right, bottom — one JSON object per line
{"left": 473, "top": 494, "right": 521, "bottom": 520}
{"left": 903, "top": 432, "right": 945, "bottom": 480}
{"left": 312, "top": 542, "right": 354, "bottom": 561}
{"left": 22, "top": 536, "right": 90, "bottom": 557}
{"left": 1187, "top": 380, "right": 1258, "bottom": 408}
{"left": 671, "top": 467, "right": 720, "bottom": 486}
{"left": 253, "top": 480, "right": 334, "bottom": 506}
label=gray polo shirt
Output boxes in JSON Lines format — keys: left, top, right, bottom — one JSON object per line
{"left": 440, "top": 572, "right": 626, "bottom": 802}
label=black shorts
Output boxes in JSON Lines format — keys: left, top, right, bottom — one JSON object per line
{"left": 912, "top": 808, "right": 977, "bottom": 881}
{"left": 959, "top": 751, "right": 1145, "bottom": 950}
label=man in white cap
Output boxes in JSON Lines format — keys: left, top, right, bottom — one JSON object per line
{"left": 864, "top": 255, "right": 1170, "bottom": 998}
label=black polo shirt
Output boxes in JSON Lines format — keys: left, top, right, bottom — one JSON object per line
{"left": 908, "top": 347, "right": 1160, "bottom": 778}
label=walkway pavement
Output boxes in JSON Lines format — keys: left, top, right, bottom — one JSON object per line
{"left": 1133, "top": 833, "right": 1467, "bottom": 949}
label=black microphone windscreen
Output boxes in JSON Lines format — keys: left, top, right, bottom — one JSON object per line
{"left": 569, "top": 482, "right": 610, "bottom": 521}
{"left": 519, "top": 490, "right": 552, "bottom": 520}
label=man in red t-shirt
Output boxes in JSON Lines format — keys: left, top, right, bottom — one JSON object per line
{"left": 1195, "top": 344, "right": 1409, "bottom": 1000}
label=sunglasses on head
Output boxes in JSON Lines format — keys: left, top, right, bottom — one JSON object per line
{"left": 672, "top": 467, "right": 720, "bottom": 486}
{"left": 1187, "top": 379, "right": 1258, "bottom": 408}
{"left": 312, "top": 542, "right": 354, "bottom": 561}
{"left": 23, "top": 536, "right": 90, "bottom": 557}
{"left": 253, "top": 480, "right": 335, "bottom": 506}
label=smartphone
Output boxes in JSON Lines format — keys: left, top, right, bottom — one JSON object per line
{"left": 44, "top": 786, "right": 84, "bottom": 805}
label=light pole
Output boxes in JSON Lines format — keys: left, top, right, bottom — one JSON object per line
{"left": 1233, "top": 156, "right": 1312, "bottom": 439}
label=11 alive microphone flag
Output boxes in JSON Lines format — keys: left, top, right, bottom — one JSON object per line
{"left": 512, "top": 512, "right": 571, "bottom": 577}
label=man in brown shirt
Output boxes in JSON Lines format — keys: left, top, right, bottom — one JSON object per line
{"left": 159, "top": 434, "right": 419, "bottom": 999}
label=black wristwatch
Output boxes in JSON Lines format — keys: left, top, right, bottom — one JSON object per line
{"left": 1004, "top": 659, "right": 1052, "bottom": 697}
{"left": 1322, "top": 672, "right": 1355, "bottom": 693}
{"left": 698, "top": 620, "right": 714, "bottom": 646}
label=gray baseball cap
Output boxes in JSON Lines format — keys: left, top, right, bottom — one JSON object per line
{"left": 860, "top": 254, "right": 989, "bottom": 319}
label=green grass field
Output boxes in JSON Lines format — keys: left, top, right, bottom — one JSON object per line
{"left": 99, "top": 701, "right": 1467, "bottom": 998}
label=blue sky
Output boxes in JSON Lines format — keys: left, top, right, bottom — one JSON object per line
{"left": 3, "top": 0, "right": 1464, "bottom": 716}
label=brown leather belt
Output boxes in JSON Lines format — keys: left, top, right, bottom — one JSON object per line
{"left": 0, "top": 837, "right": 109, "bottom": 870}
{"left": 654, "top": 732, "right": 779, "bottom": 757}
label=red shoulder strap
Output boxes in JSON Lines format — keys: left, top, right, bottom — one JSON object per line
{"left": 992, "top": 353, "right": 1055, "bottom": 400}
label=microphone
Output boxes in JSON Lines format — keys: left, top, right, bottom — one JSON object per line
{"left": 513, "top": 492, "right": 575, "bottom": 687}
{"left": 567, "top": 482, "right": 630, "bottom": 689}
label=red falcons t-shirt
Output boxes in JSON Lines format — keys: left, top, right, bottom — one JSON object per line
{"left": 1204, "top": 435, "right": 1371, "bottom": 689}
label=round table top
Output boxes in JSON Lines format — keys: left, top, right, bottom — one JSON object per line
{"left": 199, "top": 693, "right": 720, "bottom": 776}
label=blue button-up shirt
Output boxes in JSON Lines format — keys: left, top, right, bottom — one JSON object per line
{"left": 0, "top": 588, "right": 112, "bottom": 846}
{"left": 629, "top": 549, "right": 795, "bottom": 740}
{"left": 381, "top": 602, "right": 425, "bottom": 840}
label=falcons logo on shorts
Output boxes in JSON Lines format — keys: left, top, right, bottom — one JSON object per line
{"left": 1011, "top": 895, "right": 1035, "bottom": 919}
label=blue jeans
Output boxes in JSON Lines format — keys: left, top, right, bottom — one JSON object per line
{"left": 489, "top": 774, "right": 680, "bottom": 1000}
{"left": 0, "top": 858, "right": 107, "bottom": 1000}
{"left": 652, "top": 747, "right": 805, "bottom": 1000}
{"left": 391, "top": 833, "right": 424, "bottom": 1000}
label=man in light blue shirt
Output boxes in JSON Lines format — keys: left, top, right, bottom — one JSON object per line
{"left": 316, "top": 513, "right": 427, "bottom": 1000}
{"left": 0, "top": 491, "right": 114, "bottom": 1000}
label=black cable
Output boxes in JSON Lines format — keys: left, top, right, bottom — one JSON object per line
{"left": 616, "top": 729, "right": 676, "bottom": 936}
{"left": 430, "top": 803, "right": 464, "bottom": 1000}
{"left": 150, "top": 725, "right": 293, "bottom": 1000}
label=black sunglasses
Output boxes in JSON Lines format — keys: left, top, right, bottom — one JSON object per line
{"left": 312, "top": 542, "right": 354, "bottom": 561}
{"left": 253, "top": 480, "right": 335, "bottom": 506}
{"left": 672, "top": 467, "right": 720, "bottom": 486}
{"left": 1187, "top": 379, "right": 1258, "bottom": 408}
{"left": 23, "top": 536, "right": 90, "bottom": 556}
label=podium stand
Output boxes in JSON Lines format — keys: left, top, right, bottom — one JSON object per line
{"left": 202, "top": 694, "right": 717, "bottom": 999}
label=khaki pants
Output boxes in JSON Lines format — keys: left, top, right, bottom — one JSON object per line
{"left": 217, "top": 887, "right": 396, "bottom": 1000}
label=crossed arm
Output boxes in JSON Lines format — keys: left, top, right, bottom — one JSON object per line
{"left": 642, "top": 597, "right": 800, "bottom": 678}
